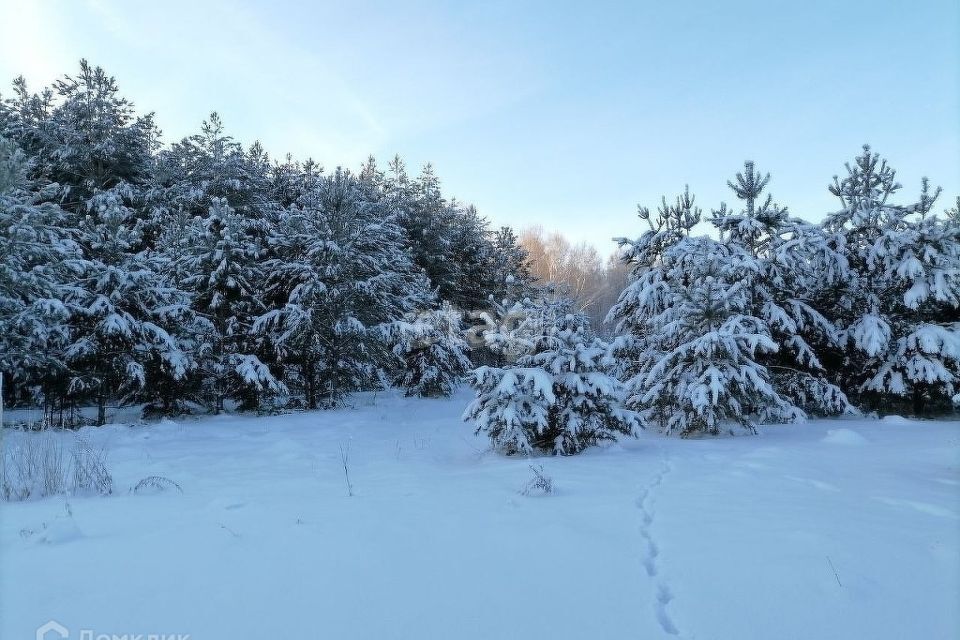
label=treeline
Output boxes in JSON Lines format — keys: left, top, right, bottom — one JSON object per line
{"left": 467, "top": 157, "right": 959, "bottom": 452}
{"left": 0, "top": 61, "right": 533, "bottom": 424}
{"left": 2, "top": 61, "right": 958, "bottom": 447}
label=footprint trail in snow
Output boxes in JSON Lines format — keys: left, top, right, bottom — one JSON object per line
{"left": 637, "top": 456, "right": 681, "bottom": 637}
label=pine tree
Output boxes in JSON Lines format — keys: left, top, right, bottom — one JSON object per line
{"left": 160, "top": 113, "right": 272, "bottom": 218}
{"left": 392, "top": 303, "right": 472, "bottom": 398}
{"left": 446, "top": 204, "right": 498, "bottom": 311}
{"left": 865, "top": 205, "right": 960, "bottom": 414}
{"left": 0, "top": 137, "right": 76, "bottom": 411}
{"left": 489, "top": 225, "right": 534, "bottom": 302}
{"left": 254, "top": 168, "right": 433, "bottom": 407}
{"left": 465, "top": 307, "right": 638, "bottom": 455}
{"left": 381, "top": 157, "right": 503, "bottom": 310}
{"left": 710, "top": 162, "right": 849, "bottom": 416}
{"left": 151, "top": 113, "right": 283, "bottom": 411}
{"left": 1, "top": 61, "right": 158, "bottom": 223}
{"left": 177, "top": 197, "right": 281, "bottom": 412}
{"left": 946, "top": 197, "right": 960, "bottom": 225}
{"left": 823, "top": 147, "right": 959, "bottom": 414}
{"left": 1, "top": 64, "right": 170, "bottom": 419}
{"left": 63, "top": 187, "right": 194, "bottom": 424}
{"left": 401, "top": 162, "right": 457, "bottom": 297}
{"left": 609, "top": 189, "right": 801, "bottom": 435}
{"left": 154, "top": 112, "right": 276, "bottom": 269}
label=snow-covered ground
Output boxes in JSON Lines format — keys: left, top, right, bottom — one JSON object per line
{"left": 2, "top": 389, "right": 958, "bottom": 640}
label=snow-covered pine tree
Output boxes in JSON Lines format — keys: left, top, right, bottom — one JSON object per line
{"left": 0, "top": 62, "right": 159, "bottom": 230}
{"left": 155, "top": 112, "right": 278, "bottom": 262}
{"left": 473, "top": 282, "right": 563, "bottom": 365}
{"left": 489, "top": 225, "right": 535, "bottom": 302}
{"left": 947, "top": 196, "right": 960, "bottom": 225}
{"left": 0, "top": 137, "right": 76, "bottom": 411}
{"left": 869, "top": 193, "right": 960, "bottom": 413}
{"left": 465, "top": 303, "right": 638, "bottom": 455}
{"left": 381, "top": 157, "right": 504, "bottom": 310}
{"left": 154, "top": 113, "right": 277, "bottom": 278}
{"left": 443, "top": 203, "right": 493, "bottom": 311}
{"left": 609, "top": 189, "right": 801, "bottom": 435}
{"left": 0, "top": 63, "right": 193, "bottom": 419}
{"left": 63, "top": 187, "right": 195, "bottom": 424}
{"left": 254, "top": 168, "right": 433, "bottom": 408}
{"left": 946, "top": 197, "right": 960, "bottom": 410}
{"left": 158, "top": 113, "right": 271, "bottom": 220}
{"left": 465, "top": 365, "right": 555, "bottom": 455}
{"left": 710, "top": 162, "right": 849, "bottom": 415}
{"left": 392, "top": 302, "right": 472, "bottom": 398}
{"left": 823, "top": 147, "right": 960, "bottom": 414}
{"left": 460, "top": 226, "right": 536, "bottom": 367}
{"left": 152, "top": 113, "right": 283, "bottom": 412}
{"left": 176, "top": 197, "right": 282, "bottom": 412}
{"left": 383, "top": 159, "right": 456, "bottom": 296}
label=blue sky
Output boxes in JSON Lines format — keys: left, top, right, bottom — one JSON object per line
{"left": 1, "top": 0, "right": 957, "bottom": 251}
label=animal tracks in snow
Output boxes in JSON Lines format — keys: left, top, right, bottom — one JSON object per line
{"left": 637, "top": 457, "right": 681, "bottom": 636}
{"left": 640, "top": 529, "right": 659, "bottom": 577}
{"left": 655, "top": 584, "right": 679, "bottom": 636}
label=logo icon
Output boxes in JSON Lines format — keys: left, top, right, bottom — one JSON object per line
{"left": 36, "top": 620, "right": 68, "bottom": 640}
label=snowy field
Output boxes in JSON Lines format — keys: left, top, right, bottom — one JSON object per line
{"left": 2, "top": 389, "right": 958, "bottom": 640}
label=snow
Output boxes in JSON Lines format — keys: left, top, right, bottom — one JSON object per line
{"left": 821, "top": 428, "right": 869, "bottom": 445}
{"left": 34, "top": 511, "right": 84, "bottom": 545}
{"left": 2, "top": 391, "right": 957, "bottom": 639}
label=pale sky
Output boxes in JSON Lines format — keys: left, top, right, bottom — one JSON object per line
{"left": 1, "top": 0, "right": 958, "bottom": 251}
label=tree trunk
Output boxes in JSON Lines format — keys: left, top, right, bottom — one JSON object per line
{"left": 912, "top": 386, "right": 925, "bottom": 417}
{"left": 306, "top": 359, "right": 317, "bottom": 410}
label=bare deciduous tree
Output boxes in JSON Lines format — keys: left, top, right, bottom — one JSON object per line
{"left": 519, "top": 227, "right": 628, "bottom": 333}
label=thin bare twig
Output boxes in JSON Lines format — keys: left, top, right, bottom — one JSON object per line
{"left": 826, "top": 555, "right": 842, "bottom": 587}
{"left": 339, "top": 441, "right": 353, "bottom": 497}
